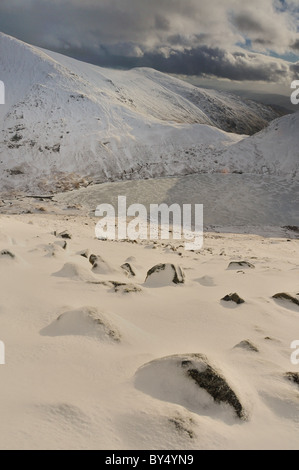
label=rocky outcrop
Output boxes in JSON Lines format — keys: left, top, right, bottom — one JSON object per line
{"left": 222, "top": 293, "right": 245, "bottom": 305}
{"left": 273, "top": 293, "right": 299, "bottom": 307}
{"left": 234, "top": 340, "right": 259, "bottom": 353}
{"left": 121, "top": 263, "right": 136, "bottom": 278}
{"left": 135, "top": 354, "right": 247, "bottom": 420}
{"left": 89, "top": 254, "right": 115, "bottom": 275}
{"left": 145, "top": 264, "right": 185, "bottom": 287}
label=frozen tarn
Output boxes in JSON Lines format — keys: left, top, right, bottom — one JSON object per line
{"left": 55, "top": 173, "right": 299, "bottom": 229}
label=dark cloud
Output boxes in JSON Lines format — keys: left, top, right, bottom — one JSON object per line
{"left": 154, "top": 15, "right": 171, "bottom": 31}
{"left": 138, "top": 47, "right": 293, "bottom": 82}
{"left": 232, "top": 13, "right": 265, "bottom": 34}
{"left": 291, "top": 39, "right": 299, "bottom": 50}
{"left": 290, "top": 62, "right": 299, "bottom": 74}
{"left": 0, "top": 0, "right": 298, "bottom": 83}
{"left": 57, "top": 44, "right": 295, "bottom": 83}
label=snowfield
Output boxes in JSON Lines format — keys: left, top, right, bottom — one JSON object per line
{"left": 0, "top": 32, "right": 288, "bottom": 193}
{"left": 0, "top": 212, "right": 298, "bottom": 450}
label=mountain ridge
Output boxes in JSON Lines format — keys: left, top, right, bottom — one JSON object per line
{"left": 0, "top": 32, "right": 294, "bottom": 193}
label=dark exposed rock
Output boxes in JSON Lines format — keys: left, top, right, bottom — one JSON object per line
{"left": 145, "top": 263, "right": 185, "bottom": 286}
{"left": 78, "top": 249, "right": 89, "bottom": 259}
{"left": 0, "top": 250, "right": 15, "bottom": 259}
{"left": 184, "top": 359, "right": 245, "bottom": 419}
{"left": 89, "top": 254, "right": 98, "bottom": 266}
{"left": 169, "top": 417, "right": 194, "bottom": 439}
{"left": 285, "top": 372, "right": 299, "bottom": 386}
{"left": 283, "top": 226, "right": 299, "bottom": 233}
{"left": 234, "top": 340, "right": 259, "bottom": 353}
{"left": 121, "top": 262, "right": 136, "bottom": 277}
{"left": 56, "top": 230, "right": 72, "bottom": 240}
{"left": 52, "top": 144, "right": 60, "bottom": 153}
{"left": 89, "top": 254, "right": 114, "bottom": 275}
{"left": 54, "top": 240, "right": 67, "bottom": 250}
{"left": 222, "top": 293, "right": 245, "bottom": 305}
{"left": 273, "top": 293, "right": 299, "bottom": 307}
{"left": 228, "top": 261, "right": 255, "bottom": 269}
{"left": 88, "top": 280, "right": 111, "bottom": 287}
{"left": 113, "top": 282, "right": 142, "bottom": 294}
{"left": 10, "top": 133, "right": 22, "bottom": 142}
{"left": 135, "top": 354, "right": 247, "bottom": 420}
{"left": 9, "top": 168, "right": 24, "bottom": 175}
{"left": 88, "top": 280, "right": 142, "bottom": 294}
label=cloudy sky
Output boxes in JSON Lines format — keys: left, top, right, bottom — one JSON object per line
{"left": 0, "top": 0, "right": 298, "bottom": 103}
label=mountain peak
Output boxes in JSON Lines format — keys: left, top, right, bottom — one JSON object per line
{"left": 0, "top": 34, "right": 290, "bottom": 193}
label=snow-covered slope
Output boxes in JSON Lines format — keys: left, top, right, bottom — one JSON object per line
{"left": 220, "top": 112, "right": 299, "bottom": 177}
{"left": 0, "top": 213, "right": 299, "bottom": 449}
{"left": 0, "top": 33, "right": 281, "bottom": 193}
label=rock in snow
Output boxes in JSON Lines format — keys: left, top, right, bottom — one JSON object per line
{"left": 222, "top": 293, "right": 245, "bottom": 305}
{"left": 145, "top": 263, "right": 185, "bottom": 287}
{"left": 135, "top": 354, "right": 247, "bottom": 420}
{"left": 55, "top": 230, "right": 72, "bottom": 240}
{"left": 121, "top": 263, "right": 136, "bottom": 278}
{"left": 273, "top": 293, "right": 299, "bottom": 307}
{"left": 285, "top": 372, "right": 299, "bottom": 386}
{"left": 234, "top": 340, "right": 259, "bottom": 353}
{"left": 0, "top": 250, "right": 15, "bottom": 259}
{"left": 89, "top": 254, "right": 115, "bottom": 275}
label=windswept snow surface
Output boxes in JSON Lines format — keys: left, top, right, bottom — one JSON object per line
{"left": 0, "top": 213, "right": 299, "bottom": 450}
{"left": 0, "top": 33, "right": 283, "bottom": 193}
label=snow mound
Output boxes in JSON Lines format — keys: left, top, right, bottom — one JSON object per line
{"left": 145, "top": 263, "right": 185, "bottom": 287}
{"left": 89, "top": 254, "right": 116, "bottom": 275}
{"left": 53, "top": 262, "right": 95, "bottom": 282}
{"left": 135, "top": 354, "right": 247, "bottom": 421}
{"left": 40, "top": 306, "right": 121, "bottom": 341}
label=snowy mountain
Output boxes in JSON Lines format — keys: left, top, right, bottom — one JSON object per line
{"left": 0, "top": 33, "right": 282, "bottom": 193}
{"left": 219, "top": 112, "right": 299, "bottom": 177}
